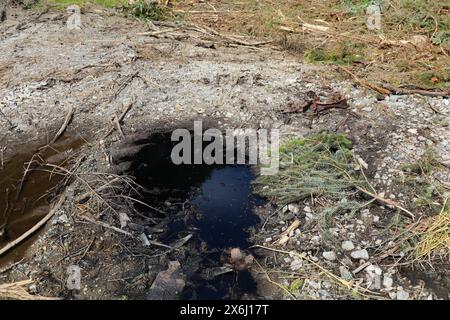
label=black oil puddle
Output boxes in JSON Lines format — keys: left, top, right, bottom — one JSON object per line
{"left": 0, "top": 135, "right": 85, "bottom": 267}
{"left": 126, "top": 132, "right": 264, "bottom": 299}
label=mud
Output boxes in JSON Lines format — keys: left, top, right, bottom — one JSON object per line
{"left": 0, "top": 134, "right": 85, "bottom": 267}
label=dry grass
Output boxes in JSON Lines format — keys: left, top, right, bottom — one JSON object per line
{"left": 35, "top": 1, "right": 450, "bottom": 89}
{"left": 413, "top": 199, "right": 450, "bottom": 260}
{"left": 0, "top": 279, "right": 59, "bottom": 300}
{"left": 173, "top": 0, "right": 450, "bottom": 90}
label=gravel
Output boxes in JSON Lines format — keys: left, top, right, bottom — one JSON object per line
{"left": 322, "top": 251, "right": 337, "bottom": 261}
{"left": 341, "top": 240, "right": 355, "bottom": 251}
{"left": 350, "top": 249, "right": 369, "bottom": 260}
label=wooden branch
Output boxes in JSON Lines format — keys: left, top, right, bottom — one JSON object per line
{"left": 189, "top": 24, "right": 273, "bottom": 47}
{"left": 49, "top": 106, "right": 74, "bottom": 145}
{"left": 337, "top": 66, "right": 391, "bottom": 95}
{"left": 103, "top": 100, "right": 134, "bottom": 139}
{"left": 79, "top": 215, "right": 132, "bottom": 237}
{"left": 356, "top": 186, "right": 415, "bottom": 220}
{"left": 382, "top": 84, "right": 450, "bottom": 98}
{"left": 0, "top": 195, "right": 66, "bottom": 256}
{"left": 136, "top": 28, "right": 180, "bottom": 37}
{"left": 75, "top": 177, "right": 121, "bottom": 203}
{"left": 274, "top": 219, "right": 300, "bottom": 245}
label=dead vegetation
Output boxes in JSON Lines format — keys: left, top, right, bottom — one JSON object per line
{"left": 252, "top": 131, "right": 448, "bottom": 299}
{"left": 412, "top": 200, "right": 450, "bottom": 262}
{"left": 32, "top": 0, "right": 449, "bottom": 96}
{"left": 0, "top": 279, "right": 58, "bottom": 300}
{"left": 172, "top": 0, "right": 449, "bottom": 93}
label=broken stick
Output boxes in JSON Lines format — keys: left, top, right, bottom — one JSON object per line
{"left": 381, "top": 84, "right": 449, "bottom": 98}
{"left": 274, "top": 219, "right": 300, "bottom": 246}
{"left": 49, "top": 105, "right": 74, "bottom": 145}
{"left": 103, "top": 100, "right": 134, "bottom": 139}
{"left": 337, "top": 66, "right": 391, "bottom": 96}
{"left": 0, "top": 195, "right": 66, "bottom": 256}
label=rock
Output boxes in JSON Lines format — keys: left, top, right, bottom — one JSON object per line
{"left": 226, "top": 248, "right": 254, "bottom": 271}
{"left": 128, "top": 222, "right": 145, "bottom": 233}
{"left": 287, "top": 204, "right": 300, "bottom": 214}
{"left": 28, "top": 284, "right": 37, "bottom": 294}
{"left": 264, "top": 237, "right": 272, "bottom": 243}
{"left": 322, "top": 251, "right": 337, "bottom": 261}
{"left": 341, "top": 240, "right": 355, "bottom": 251}
{"left": 230, "top": 248, "right": 243, "bottom": 262}
{"left": 147, "top": 261, "right": 186, "bottom": 300}
{"left": 318, "top": 289, "right": 331, "bottom": 299}
{"left": 383, "top": 275, "right": 393, "bottom": 289}
{"left": 290, "top": 259, "right": 302, "bottom": 271}
{"left": 58, "top": 214, "right": 69, "bottom": 224}
{"left": 339, "top": 266, "right": 353, "bottom": 281}
{"left": 199, "top": 267, "right": 233, "bottom": 281}
{"left": 118, "top": 212, "right": 130, "bottom": 228}
{"left": 350, "top": 249, "right": 369, "bottom": 260}
{"left": 139, "top": 233, "right": 150, "bottom": 247}
{"left": 311, "top": 235, "right": 321, "bottom": 245}
{"left": 410, "top": 35, "right": 428, "bottom": 48}
{"left": 365, "top": 265, "right": 382, "bottom": 290}
{"left": 396, "top": 288, "right": 410, "bottom": 300}
{"left": 305, "top": 212, "right": 314, "bottom": 220}
{"left": 407, "top": 128, "right": 418, "bottom": 135}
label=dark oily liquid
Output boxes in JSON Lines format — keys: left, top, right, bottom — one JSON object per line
{"left": 191, "top": 166, "right": 261, "bottom": 249}
{"left": 184, "top": 166, "right": 262, "bottom": 299}
{"left": 128, "top": 133, "right": 263, "bottom": 299}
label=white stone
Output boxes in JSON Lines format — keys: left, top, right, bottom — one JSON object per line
{"left": 365, "top": 265, "right": 382, "bottom": 290}
{"left": 322, "top": 251, "right": 337, "bottom": 261}
{"left": 396, "top": 288, "right": 410, "bottom": 300}
{"left": 339, "top": 266, "right": 353, "bottom": 281}
{"left": 350, "top": 249, "right": 369, "bottom": 260}
{"left": 287, "top": 204, "right": 300, "bottom": 214}
{"left": 383, "top": 275, "right": 393, "bottom": 289}
{"left": 290, "top": 259, "right": 303, "bottom": 271}
{"left": 341, "top": 240, "right": 355, "bottom": 251}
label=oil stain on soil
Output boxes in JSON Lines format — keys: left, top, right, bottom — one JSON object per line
{"left": 125, "top": 131, "right": 264, "bottom": 299}
{"left": 0, "top": 134, "right": 85, "bottom": 267}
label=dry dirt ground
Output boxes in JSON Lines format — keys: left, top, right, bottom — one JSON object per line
{"left": 0, "top": 7, "right": 449, "bottom": 299}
